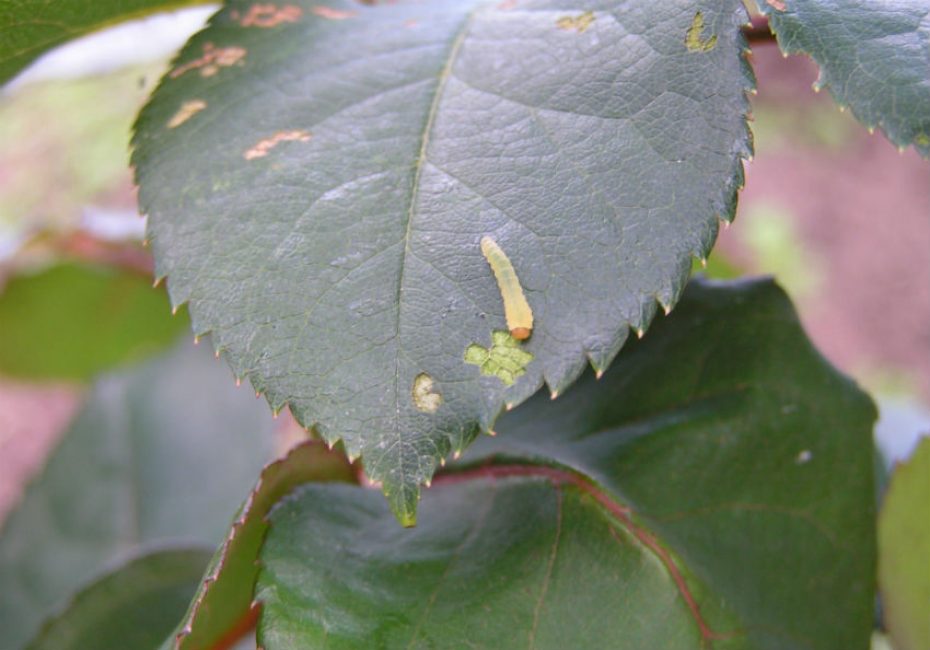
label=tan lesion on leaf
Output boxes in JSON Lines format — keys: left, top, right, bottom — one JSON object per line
{"left": 167, "top": 100, "right": 207, "bottom": 128}
{"left": 465, "top": 331, "right": 533, "bottom": 386}
{"left": 243, "top": 130, "right": 312, "bottom": 160}
{"left": 765, "top": 0, "right": 787, "bottom": 11}
{"left": 311, "top": 5, "right": 357, "bottom": 20}
{"left": 556, "top": 11, "right": 595, "bottom": 33}
{"left": 412, "top": 373, "right": 443, "bottom": 413}
{"left": 170, "top": 43, "right": 247, "bottom": 79}
{"left": 685, "top": 11, "right": 717, "bottom": 52}
{"left": 236, "top": 4, "right": 303, "bottom": 27}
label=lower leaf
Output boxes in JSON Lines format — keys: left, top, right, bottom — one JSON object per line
{"left": 253, "top": 279, "right": 877, "bottom": 649}
{"left": 25, "top": 548, "right": 212, "bottom": 650}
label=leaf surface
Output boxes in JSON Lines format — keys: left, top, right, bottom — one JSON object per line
{"left": 0, "top": 342, "right": 275, "bottom": 650}
{"left": 759, "top": 0, "right": 930, "bottom": 157}
{"left": 133, "top": 0, "right": 754, "bottom": 523}
{"left": 879, "top": 435, "right": 930, "bottom": 650}
{"left": 0, "top": 262, "right": 188, "bottom": 380}
{"left": 0, "top": 0, "right": 212, "bottom": 85}
{"left": 255, "top": 279, "right": 877, "bottom": 649}
{"left": 25, "top": 548, "right": 212, "bottom": 650}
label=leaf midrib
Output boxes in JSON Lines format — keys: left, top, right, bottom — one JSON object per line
{"left": 390, "top": 7, "right": 478, "bottom": 505}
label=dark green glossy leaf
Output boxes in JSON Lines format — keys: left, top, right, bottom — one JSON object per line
{"left": 133, "top": 0, "right": 754, "bottom": 523}
{"left": 759, "top": 0, "right": 930, "bottom": 157}
{"left": 255, "top": 279, "right": 877, "bottom": 649}
{"left": 165, "top": 442, "right": 356, "bottom": 650}
{"left": 879, "top": 436, "right": 930, "bottom": 650}
{"left": 0, "top": 0, "right": 211, "bottom": 85}
{"left": 0, "top": 262, "right": 189, "bottom": 381}
{"left": 0, "top": 342, "right": 275, "bottom": 650}
{"left": 25, "top": 548, "right": 212, "bottom": 650}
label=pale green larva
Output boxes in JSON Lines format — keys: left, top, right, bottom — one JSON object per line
{"left": 480, "top": 236, "right": 533, "bottom": 340}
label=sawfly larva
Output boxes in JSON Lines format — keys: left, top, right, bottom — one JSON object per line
{"left": 480, "top": 236, "right": 533, "bottom": 340}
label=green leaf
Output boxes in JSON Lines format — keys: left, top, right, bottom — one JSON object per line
{"left": 0, "top": 262, "right": 189, "bottom": 381}
{"left": 25, "top": 548, "right": 212, "bottom": 650}
{"left": 759, "top": 0, "right": 930, "bottom": 157}
{"left": 0, "top": 342, "right": 275, "bottom": 650}
{"left": 0, "top": 0, "right": 212, "bottom": 85}
{"left": 879, "top": 436, "right": 930, "bottom": 650}
{"left": 166, "top": 441, "right": 356, "bottom": 650}
{"left": 133, "top": 0, "right": 754, "bottom": 524}
{"left": 255, "top": 279, "right": 877, "bottom": 649}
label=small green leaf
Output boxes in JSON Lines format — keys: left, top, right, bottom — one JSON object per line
{"left": 0, "top": 262, "right": 189, "bottom": 381}
{"left": 133, "top": 0, "right": 754, "bottom": 524}
{"left": 166, "top": 442, "right": 356, "bottom": 650}
{"left": 759, "top": 0, "right": 930, "bottom": 157}
{"left": 0, "top": 342, "right": 275, "bottom": 650}
{"left": 255, "top": 279, "right": 877, "bottom": 649}
{"left": 24, "top": 548, "right": 212, "bottom": 650}
{"left": 879, "top": 436, "right": 930, "bottom": 650}
{"left": 0, "top": 0, "right": 213, "bottom": 85}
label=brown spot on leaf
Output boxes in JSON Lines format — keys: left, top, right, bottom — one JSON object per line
{"left": 766, "top": 0, "right": 787, "bottom": 10}
{"left": 167, "top": 99, "right": 207, "bottom": 128}
{"left": 311, "top": 5, "right": 357, "bottom": 19}
{"left": 170, "top": 43, "right": 247, "bottom": 79}
{"left": 244, "top": 130, "right": 312, "bottom": 160}
{"left": 556, "top": 10, "right": 595, "bottom": 33}
{"left": 239, "top": 4, "right": 303, "bottom": 27}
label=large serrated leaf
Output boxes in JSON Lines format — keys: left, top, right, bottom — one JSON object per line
{"left": 254, "top": 279, "right": 877, "bottom": 649}
{"left": 133, "top": 0, "right": 753, "bottom": 524}
{"left": 759, "top": 0, "right": 930, "bottom": 157}
{"left": 0, "top": 0, "right": 212, "bottom": 85}
{"left": 24, "top": 548, "right": 212, "bottom": 650}
{"left": 0, "top": 342, "right": 274, "bottom": 650}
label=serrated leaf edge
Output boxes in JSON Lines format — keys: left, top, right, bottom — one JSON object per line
{"left": 133, "top": 1, "right": 757, "bottom": 525}
{"left": 170, "top": 441, "right": 355, "bottom": 650}
{"left": 759, "top": 2, "right": 930, "bottom": 157}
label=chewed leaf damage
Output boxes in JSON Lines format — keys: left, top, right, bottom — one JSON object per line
{"left": 243, "top": 130, "right": 312, "bottom": 160}
{"left": 170, "top": 43, "right": 247, "bottom": 78}
{"left": 465, "top": 331, "right": 534, "bottom": 386}
{"left": 233, "top": 3, "right": 303, "bottom": 27}
{"left": 167, "top": 100, "right": 207, "bottom": 128}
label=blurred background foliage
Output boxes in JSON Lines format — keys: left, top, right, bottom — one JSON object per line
{"left": 0, "top": 4, "right": 926, "bottom": 650}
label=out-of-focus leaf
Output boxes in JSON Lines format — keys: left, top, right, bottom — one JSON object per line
{"left": 879, "top": 435, "right": 930, "bottom": 650}
{"left": 759, "top": 0, "right": 930, "bottom": 157}
{"left": 0, "top": 0, "right": 213, "bottom": 85}
{"left": 255, "top": 279, "right": 877, "bottom": 649}
{"left": 163, "top": 442, "right": 356, "bottom": 650}
{"left": 0, "top": 65, "right": 160, "bottom": 247}
{"left": 133, "top": 0, "right": 754, "bottom": 524}
{"left": 0, "top": 342, "right": 275, "bottom": 650}
{"left": 690, "top": 253, "right": 743, "bottom": 280}
{"left": 0, "top": 262, "right": 189, "bottom": 380}
{"left": 25, "top": 548, "right": 212, "bottom": 650}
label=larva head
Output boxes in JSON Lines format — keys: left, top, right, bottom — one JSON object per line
{"left": 510, "top": 326, "right": 532, "bottom": 341}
